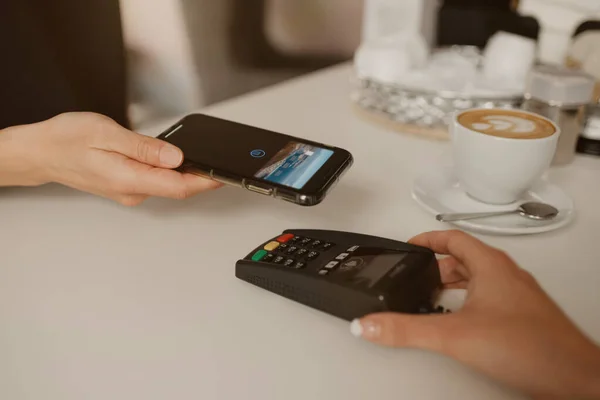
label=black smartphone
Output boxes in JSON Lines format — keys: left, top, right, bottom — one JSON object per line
{"left": 156, "top": 113, "right": 353, "bottom": 206}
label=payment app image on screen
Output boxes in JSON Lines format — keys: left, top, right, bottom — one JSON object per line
{"left": 254, "top": 142, "right": 334, "bottom": 189}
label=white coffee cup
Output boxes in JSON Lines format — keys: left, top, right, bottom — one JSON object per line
{"left": 451, "top": 108, "right": 560, "bottom": 205}
{"left": 354, "top": 32, "right": 429, "bottom": 84}
{"left": 482, "top": 31, "right": 537, "bottom": 86}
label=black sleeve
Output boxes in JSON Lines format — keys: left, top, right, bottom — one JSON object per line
{"left": 0, "top": 0, "right": 130, "bottom": 130}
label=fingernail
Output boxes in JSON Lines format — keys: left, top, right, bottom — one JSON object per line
{"left": 160, "top": 145, "right": 183, "bottom": 167}
{"left": 350, "top": 319, "right": 363, "bottom": 337}
{"left": 350, "top": 319, "right": 381, "bottom": 339}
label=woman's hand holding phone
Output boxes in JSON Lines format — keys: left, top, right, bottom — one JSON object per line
{"left": 0, "top": 112, "right": 222, "bottom": 204}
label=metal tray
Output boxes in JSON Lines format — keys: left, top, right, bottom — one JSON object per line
{"left": 350, "top": 46, "right": 524, "bottom": 135}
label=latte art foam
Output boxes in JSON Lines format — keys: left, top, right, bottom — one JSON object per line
{"left": 458, "top": 109, "right": 556, "bottom": 139}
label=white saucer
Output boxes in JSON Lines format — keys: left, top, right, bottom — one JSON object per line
{"left": 411, "top": 156, "right": 575, "bottom": 235}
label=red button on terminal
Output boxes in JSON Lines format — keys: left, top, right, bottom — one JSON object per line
{"left": 277, "top": 234, "right": 294, "bottom": 243}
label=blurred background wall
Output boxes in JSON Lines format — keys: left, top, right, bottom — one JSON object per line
{"left": 118, "top": 0, "right": 600, "bottom": 130}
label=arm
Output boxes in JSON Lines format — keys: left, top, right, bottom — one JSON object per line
{"left": 0, "top": 123, "right": 47, "bottom": 187}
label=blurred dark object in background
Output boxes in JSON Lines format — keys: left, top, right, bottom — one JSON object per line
{"left": 568, "top": 19, "right": 600, "bottom": 100}
{"left": 0, "top": 0, "right": 129, "bottom": 129}
{"left": 574, "top": 20, "right": 600, "bottom": 37}
{"left": 441, "top": 0, "right": 516, "bottom": 10}
{"left": 571, "top": 19, "right": 600, "bottom": 157}
{"left": 436, "top": 0, "right": 540, "bottom": 49}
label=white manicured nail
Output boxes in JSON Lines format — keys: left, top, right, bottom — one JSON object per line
{"left": 350, "top": 319, "right": 363, "bottom": 337}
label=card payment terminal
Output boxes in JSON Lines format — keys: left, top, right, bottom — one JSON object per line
{"left": 235, "top": 229, "right": 442, "bottom": 321}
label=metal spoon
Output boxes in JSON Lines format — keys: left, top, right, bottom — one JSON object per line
{"left": 436, "top": 201, "right": 559, "bottom": 223}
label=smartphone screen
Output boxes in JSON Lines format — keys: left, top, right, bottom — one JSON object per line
{"left": 253, "top": 143, "right": 333, "bottom": 189}
{"left": 161, "top": 114, "right": 348, "bottom": 191}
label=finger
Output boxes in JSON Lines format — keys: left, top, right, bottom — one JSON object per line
{"left": 129, "top": 165, "right": 221, "bottom": 199}
{"left": 409, "top": 230, "right": 502, "bottom": 277}
{"left": 438, "top": 256, "right": 470, "bottom": 284}
{"left": 96, "top": 125, "right": 184, "bottom": 169}
{"left": 116, "top": 194, "right": 148, "bottom": 207}
{"left": 180, "top": 173, "right": 224, "bottom": 196}
{"left": 444, "top": 282, "right": 469, "bottom": 289}
{"left": 350, "top": 312, "right": 457, "bottom": 351}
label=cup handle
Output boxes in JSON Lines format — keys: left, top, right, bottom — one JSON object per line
{"left": 447, "top": 110, "right": 461, "bottom": 139}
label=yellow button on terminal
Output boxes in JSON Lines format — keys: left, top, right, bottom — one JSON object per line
{"left": 264, "top": 241, "right": 280, "bottom": 251}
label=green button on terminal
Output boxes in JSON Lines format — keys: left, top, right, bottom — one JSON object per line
{"left": 252, "top": 250, "right": 268, "bottom": 261}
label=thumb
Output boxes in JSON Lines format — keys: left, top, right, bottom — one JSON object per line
{"left": 350, "top": 312, "right": 451, "bottom": 351}
{"left": 100, "top": 126, "right": 184, "bottom": 168}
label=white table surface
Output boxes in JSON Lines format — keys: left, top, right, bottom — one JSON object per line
{"left": 2, "top": 63, "right": 600, "bottom": 400}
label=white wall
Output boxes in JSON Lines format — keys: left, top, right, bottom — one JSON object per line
{"left": 265, "top": 0, "right": 363, "bottom": 58}
{"left": 119, "top": 0, "right": 204, "bottom": 125}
